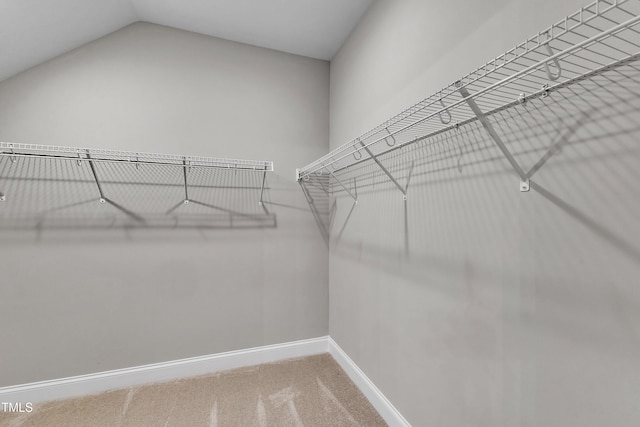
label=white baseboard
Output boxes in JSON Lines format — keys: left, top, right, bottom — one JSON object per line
{"left": 328, "top": 337, "right": 411, "bottom": 427}
{"left": 0, "top": 336, "right": 329, "bottom": 404}
{"left": 0, "top": 335, "right": 410, "bottom": 426}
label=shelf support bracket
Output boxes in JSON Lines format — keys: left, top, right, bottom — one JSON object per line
{"left": 182, "top": 158, "right": 190, "bottom": 204}
{"left": 359, "top": 141, "right": 407, "bottom": 199}
{"left": 457, "top": 83, "right": 529, "bottom": 191}
{"left": 86, "top": 151, "right": 145, "bottom": 222}
{"left": 167, "top": 158, "right": 191, "bottom": 214}
{"left": 324, "top": 165, "right": 357, "bottom": 202}
{"left": 259, "top": 170, "right": 267, "bottom": 206}
{"left": 86, "top": 151, "right": 106, "bottom": 203}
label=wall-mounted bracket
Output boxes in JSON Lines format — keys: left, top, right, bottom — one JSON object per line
{"left": 259, "top": 170, "right": 267, "bottom": 206}
{"left": 0, "top": 192, "right": 5, "bottom": 202}
{"left": 457, "top": 83, "right": 528, "bottom": 191}
{"left": 166, "top": 158, "right": 263, "bottom": 217}
{"left": 358, "top": 141, "right": 407, "bottom": 199}
{"left": 86, "top": 151, "right": 145, "bottom": 222}
{"left": 182, "top": 158, "right": 190, "bottom": 205}
{"left": 86, "top": 151, "right": 106, "bottom": 202}
{"left": 324, "top": 165, "right": 358, "bottom": 202}
{"left": 459, "top": 83, "right": 587, "bottom": 192}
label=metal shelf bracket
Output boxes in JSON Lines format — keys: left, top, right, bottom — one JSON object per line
{"left": 86, "top": 150, "right": 145, "bottom": 222}
{"left": 259, "top": 170, "right": 267, "bottom": 206}
{"left": 324, "top": 165, "right": 358, "bottom": 203}
{"left": 456, "top": 83, "right": 529, "bottom": 189}
{"left": 458, "top": 82, "right": 587, "bottom": 191}
{"left": 182, "top": 158, "right": 190, "bottom": 204}
{"left": 358, "top": 141, "right": 407, "bottom": 199}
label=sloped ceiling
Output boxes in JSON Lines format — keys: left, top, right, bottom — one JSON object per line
{"left": 0, "top": 0, "right": 374, "bottom": 82}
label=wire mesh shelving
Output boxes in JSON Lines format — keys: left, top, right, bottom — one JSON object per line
{"left": 297, "top": 0, "right": 640, "bottom": 199}
{"left": 0, "top": 143, "right": 275, "bottom": 230}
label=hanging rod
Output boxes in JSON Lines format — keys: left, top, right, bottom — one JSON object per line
{"left": 0, "top": 142, "right": 275, "bottom": 229}
{"left": 0, "top": 142, "right": 273, "bottom": 171}
{"left": 297, "top": 0, "right": 640, "bottom": 183}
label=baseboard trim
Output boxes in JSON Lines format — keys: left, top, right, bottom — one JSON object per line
{"left": 0, "top": 336, "right": 329, "bottom": 404}
{"left": 328, "top": 337, "right": 411, "bottom": 427}
{"left": 0, "top": 335, "right": 411, "bottom": 426}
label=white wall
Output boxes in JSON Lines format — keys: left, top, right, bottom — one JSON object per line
{"left": 329, "top": 0, "right": 640, "bottom": 425}
{"left": 0, "top": 22, "right": 329, "bottom": 386}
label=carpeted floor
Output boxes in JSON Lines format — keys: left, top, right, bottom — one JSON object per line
{"left": 0, "top": 353, "right": 387, "bottom": 426}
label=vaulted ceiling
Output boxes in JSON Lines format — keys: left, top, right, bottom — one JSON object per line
{"left": 0, "top": 0, "right": 374, "bottom": 82}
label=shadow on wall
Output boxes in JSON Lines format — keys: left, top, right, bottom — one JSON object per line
{"left": 0, "top": 157, "right": 277, "bottom": 235}
{"left": 301, "top": 57, "right": 640, "bottom": 265}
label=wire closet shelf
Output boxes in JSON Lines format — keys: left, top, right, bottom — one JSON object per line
{"left": 0, "top": 143, "right": 275, "bottom": 230}
{"left": 296, "top": 0, "right": 640, "bottom": 195}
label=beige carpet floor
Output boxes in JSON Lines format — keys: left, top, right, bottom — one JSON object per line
{"left": 0, "top": 353, "right": 387, "bottom": 426}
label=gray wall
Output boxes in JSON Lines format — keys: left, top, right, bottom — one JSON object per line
{"left": 0, "top": 22, "right": 329, "bottom": 386}
{"left": 329, "top": 0, "right": 640, "bottom": 426}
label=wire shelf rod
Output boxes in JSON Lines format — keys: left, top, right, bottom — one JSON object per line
{"left": 326, "top": 52, "right": 639, "bottom": 179}
{"left": 259, "top": 170, "right": 267, "bottom": 206}
{"left": 359, "top": 142, "right": 407, "bottom": 197}
{"left": 298, "top": 4, "right": 640, "bottom": 179}
{"left": 0, "top": 151, "right": 272, "bottom": 172}
{"left": 0, "top": 142, "right": 273, "bottom": 171}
